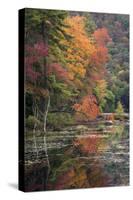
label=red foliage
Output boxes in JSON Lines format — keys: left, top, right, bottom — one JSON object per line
{"left": 26, "top": 42, "right": 48, "bottom": 57}
{"left": 48, "top": 63, "right": 69, "bottom": 81}
{"left": 90, "top": 28, "right": 111, "bottom": 69}
{"left": 26, "top": 65, "right": 41, "bottom": 82}
{"left": 90, "top": 46, "right": 109, "bottom": 68}
{"left": 93, "top": 28, "right": 111, "bottom": 46}
{"left": 85, "top": 28, "right": 111, "bottom": 83}
{"left": 25, "top": 42, "right": 48, "bottom": 82}
{"left": 25, "top": 42, "right": 70, "bottom": 83}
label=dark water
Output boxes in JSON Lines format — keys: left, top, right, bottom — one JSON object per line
{"left": 24, "top": 121, "right": 129, "bottom": 191}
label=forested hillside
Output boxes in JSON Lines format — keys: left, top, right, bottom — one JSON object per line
{"left": 25, "top": 9, "right": 129, "bottom": 130}
{"left": 91, "top": 13, "right": 129, "bottom": 112}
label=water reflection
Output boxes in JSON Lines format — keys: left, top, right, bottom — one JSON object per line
{"left": 48, "top": 122, "right": 129, "bottom": 189}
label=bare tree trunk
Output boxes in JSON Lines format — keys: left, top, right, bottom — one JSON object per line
{"left": 43, "top": 95, "right": 50, "bottom": 163}
{"left": 44, "top": 95, "right": 50, "bottom": 134}
{"left": 43, "top": 95, "right": 51, "bottom": 188}
{"left": 33, "top": 122, "right": 38, "bottom": 159}
{"left": 32, "top": 98, "right": 39, "bottom": 160}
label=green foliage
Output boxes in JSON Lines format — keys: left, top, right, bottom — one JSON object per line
{"left": 104, "top": 90, "right": 115, "bottom": 112}
{"left": 47, "top": 113, "right": 74, "bottom": 129}
{"left": 93, "top": 81, "right": 115, "bottom": 113}
{"left": 25, "top": 8, "right": 69, "bottom": 46}
{"left": 48, "top": 74, "right": 77, "bottom": 111}
{"left": 93, "top": 80, "right": 107, "bottom": 112}
{"left": 115, "top": 101, "right": 125, "bottom": 120}
{"left": 84, "top": 13, "right": 96, "bottom": 35}
{"left": 99, "top": 99, "right": 107, "bottom": 112}
{"left": 118, "top": 70, "right": 129, "bottom": 82}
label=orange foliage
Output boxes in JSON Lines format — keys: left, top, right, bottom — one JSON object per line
{"left": 60, "top": 16, "right": 96, "bottom": 82}
{"left": 60, "top": 17, "right": 111, "bottom": 90}
{"left": 73, "top": 95, "right": 99, "bottom": 120}
{"left": 74, "top": 136, "right": 101, "bottom": 153}
{"left": 90, "top": 46, "right": 109, "bottom": 68}
{"left": 87, "top": 28, "right": 111, "bottom": 80}
{"left": 91, "top": 28, "right": 111, "bottom": 68}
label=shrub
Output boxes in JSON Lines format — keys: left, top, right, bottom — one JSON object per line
{"left": 26, "top": 115, "right": 41, "bottom": 129}
{"left": 47, "top": 112, "right": 74, "bottom": 129}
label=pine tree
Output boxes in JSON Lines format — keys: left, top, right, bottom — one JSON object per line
{"left": 115, "top": 101, "right": 124, "bottom": 115}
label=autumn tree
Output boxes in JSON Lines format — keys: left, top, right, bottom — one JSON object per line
{"left": 115, "top": 101, "right": 124, "bottom": 114}
{"left": 60, "top": 16, "right": 96, "bottom": 88}
{"left": 93, "top": 28, "right": 111, "bottom": 46}
{"left": 86, "top": 27, "right": 111, "bottom": 86}
{"left": 73, "top": 95, "right": 99, "bottom": 121}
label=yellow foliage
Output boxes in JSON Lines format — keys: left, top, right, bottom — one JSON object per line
{"left": 95, "top": 79, "right": 107, "bottom": 101}
{"left": 60, "top": 16, "right": 96, "bottom": 81}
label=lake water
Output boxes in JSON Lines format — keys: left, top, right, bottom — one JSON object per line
{"left": 24, "top": 120, "right": 129, "bottom": 191}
